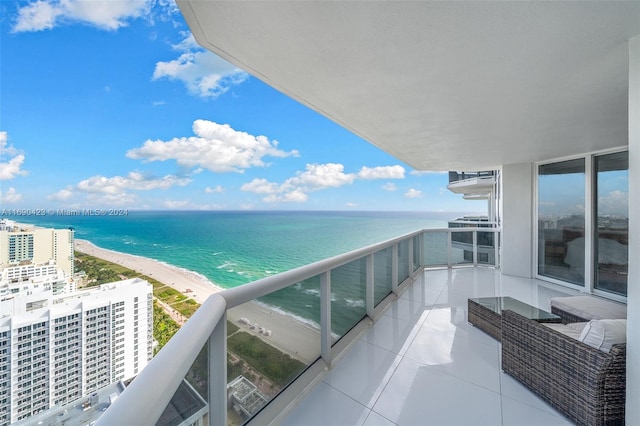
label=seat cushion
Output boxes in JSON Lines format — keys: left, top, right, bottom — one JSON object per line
{"left": 543, "top": 322, "right": 588, "bottom": 340}
{"left": 578, "top": 319, "right": 627, "bottom": 353}
{"left": 550, "top": 295, "right": 626, "bottom": 320}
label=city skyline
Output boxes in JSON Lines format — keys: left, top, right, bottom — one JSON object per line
{"left": 0, "top": 0, "right": 485, "bottom": 213}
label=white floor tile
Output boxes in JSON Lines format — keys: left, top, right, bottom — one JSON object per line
{"left": 372, "top": 357, "right": 502, "bottom": 425}
{"left": 281, "top": 268, "right": 572, "bottom": 426}
{"left": 323, "top": 340, "right": 402, "bottom": 408}
{"left": 281, "top": 381, "right": 372, "bottom": 426}
{"left": 404, "top": 322, "right": 501, "bottom": 392}
{"left": 501, "top": 395, "right": 573, "bottom": 425}
{"left": 362, "top": 313, "right": 423, "bottom": 355}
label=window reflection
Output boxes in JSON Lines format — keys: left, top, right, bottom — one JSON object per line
{"left": 538, "top": 158, "right": 585, "bottom": 285}
{"left": 595, "top": 151, "right": 628, "bottom": 296}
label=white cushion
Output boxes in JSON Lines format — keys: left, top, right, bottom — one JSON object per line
{"left": 550, "top": 295, "right": 626, "bottom": 320}
{"left": 543, "top": 322, "right": 588, "bottom": 340}
{"left": 578, "top": 319, "right": 626, "bottom": 353}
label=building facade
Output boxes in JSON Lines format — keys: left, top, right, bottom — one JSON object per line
{"left": 0, "top": 278, "right": 153, "bottom": 424}
{"left": 0, "top": 226, "right": 74, "bottom": 278}
{"left": 0, "top": 260, "right": 75, "bottom": 298}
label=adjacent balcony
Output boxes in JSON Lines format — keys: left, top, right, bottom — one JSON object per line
{"left": 96, "top": 226, "right": 578, "bottom": 425}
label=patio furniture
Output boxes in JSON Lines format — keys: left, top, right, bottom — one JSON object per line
{"left": 467, "top": 296, "right": 561, "bottom": 341}
{"left": 550, "top": 295, "right": 626, "bottom": 324}
{"left": 501, "top": 309, "right": 626, "bottom": 425}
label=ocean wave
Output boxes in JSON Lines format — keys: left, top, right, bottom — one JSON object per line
{"left": 253, "top": 300, "right": 321, "bottom": 331}
{"left": 344, "top": 298, "right": 365, "bottom": 308}
{"left": 216, "top": 261, "right": 235, "bottom": 270}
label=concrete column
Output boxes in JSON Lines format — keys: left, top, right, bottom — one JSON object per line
{"left": 500, "top": 163, "right": 533, "bottom": 278}
{"left": 626, "top": 35, "right": 640, "bottom": 425}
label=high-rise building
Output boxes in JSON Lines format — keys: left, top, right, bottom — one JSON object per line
{"left": 0, "top": 260, "right": 75, "bottom": 298}
{"left": 0, "top": 278, "right": 153, "bottom": 425}
{"left": 0, "top": 225, "right": 74, "bottom": 278}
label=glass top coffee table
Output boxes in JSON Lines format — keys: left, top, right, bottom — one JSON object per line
{"left": 468, "top": 296, "right": 561, "bottom": 341}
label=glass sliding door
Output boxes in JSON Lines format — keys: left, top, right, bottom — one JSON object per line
{"left": 594, "top": 151, "right": 628, "bottom": 296}
{"left": 538, "top": 158, "right": 585, "bottom": 285}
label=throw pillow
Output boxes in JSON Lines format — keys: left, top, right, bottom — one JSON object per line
{"left": 578, "top": 319, "right": 626, "bottom": 353}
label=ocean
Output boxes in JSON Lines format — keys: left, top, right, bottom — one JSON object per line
{"left": 13, "top": 210, "right": 461, "bottom": 335}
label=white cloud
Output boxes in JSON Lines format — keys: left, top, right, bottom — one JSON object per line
{"left": 127, "top": 120, "right": 298, "bottom": 173}
{"left": 405, "top": 188, "right": 422, "bottom": 198}
{"left": 205, "top": 185, "right": 224, "bottom": 194}
{"left": 0, "top": 188, "right": 23, "bottom": 203}
{"left": 288, "top": 163, "right": 355, "bottom": 190}
{"left": 358, "top": 165, "right": 405, "bottom": 180}
{"left": 85, "top": 191, "right": 137, "bottom": 206}
{"left": 242, "top": 163, "right": 355, "bottom": 203}
{"left": 241, "top": 178, "right": 279, "bottom": 195}
{"left": 0, "top": 132, "right": 28, "bottom": 180}
{"left": 0, "top": 155, "right": 28, "bottom": 180}
{"left": 153, "top": 34, "right": 248, "bottom": 98}
{"left": 163, "top": 199, "right": 190, "bottom": 209}
{"left": 48, "top": 188, "right": 74, "bottom": 201}
{"left": 12, "top": 0, "right": 150, "bottom": 33}
{"left": 382, "top": 182, "right": 397, "bottom": 192}
{"left": 599, "top": 190, "right": 628, "bottom": 216}
{"left": 76, "top": 171, "right": 190, "bottom": 194}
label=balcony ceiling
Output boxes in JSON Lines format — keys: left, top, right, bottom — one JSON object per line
{"left": 177, "top": 1, "right": 640, "bottom": 171}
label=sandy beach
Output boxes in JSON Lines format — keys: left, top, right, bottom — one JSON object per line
{"left": 75, "top": 239, "right": 222, "bottom": 304}
{"left": 75, "top": 239, "right": 322, "bottom": 363}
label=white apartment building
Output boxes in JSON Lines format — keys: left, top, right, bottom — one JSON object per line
{"left": 0, "top": 278, "right": 153, "bottom": 425}
{"left": 0, "top": 260, "right": 75, "bottom": 298}
{"left": 0, "top": 226, "right": 74, "bottom": 277}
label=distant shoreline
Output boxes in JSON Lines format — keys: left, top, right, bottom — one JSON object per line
{"left": 74, "top": 239, "right": 223, "bottom": 304}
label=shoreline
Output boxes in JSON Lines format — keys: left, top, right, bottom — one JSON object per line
{"left": 74, "top": 239, "right": 321, "bottom": 363}
{"left": 75, "top": 239, "right": 223, "bottom": 304}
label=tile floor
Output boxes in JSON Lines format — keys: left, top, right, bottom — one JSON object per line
{"left": 281, "top": 267, "right": 581, "bottom": 426}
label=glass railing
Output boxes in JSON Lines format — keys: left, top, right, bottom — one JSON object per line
{"left": 97, "top": 227, "right": 499, "bottom": 426}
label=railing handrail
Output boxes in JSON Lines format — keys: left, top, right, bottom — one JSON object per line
{"left": 222, "top": 228, "right": 424, "bottom": 308}
{"left": 97, "top": 294, "right": 227, "bottom": 426}
{"left": 97, "top": 226, "right": 500, "bottom": 426}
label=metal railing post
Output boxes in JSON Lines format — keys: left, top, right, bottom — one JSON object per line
{"left": 209, "top": 311, "right": 227, "bottom": 426}
{"left": 391, "top": 244, "right": 399, "bottom": 293}
{"left": 366, "top": 253, "right": 374, "bottom": 319}
{"left": 473, "top": 231, "right": 478, "bottom": 265}
{"left": 408, "top": 237, "right": 414, "bottom": 275}
{"left": 320, "top": 271, "right": 332, "bottom": 365}
{"left": 447, "top": 230, "right": 452, "bottom": 267}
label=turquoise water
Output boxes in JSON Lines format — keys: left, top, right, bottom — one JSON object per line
{"left": 13, "top": 210, "right": 458, "bottom": 333}
{"left": 16, "top": 210, "right": 454, "bottom": 289}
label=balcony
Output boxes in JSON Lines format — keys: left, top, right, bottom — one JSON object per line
{"left": 98, "top": 227, "right": 581, "bottom": 426}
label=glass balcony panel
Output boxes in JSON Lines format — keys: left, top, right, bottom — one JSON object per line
{"left": 412, "top": 236, "right": 421, "bottom": 272}
{"left": 374, "top": 247, "right": 393, "bottom": 306}
{"left": 477, "top": 231, "right": 496, "bottom": 265}
{"left": 451, "top": 231, "right": 473, "bottom": 265}
{"left": 424, "top": 231, "right": 449, "bottom": 266}
{"left": 227, "top": 278, "right": 321, "bottom": 424}
{"left": 397, "top": 240, "right": 410, "bottom": 283}
{"left": 157, "top": 344, "right": 209, "bottom": 426}
{"left": 331, "top": 258, "right": 367, "bottom": 342}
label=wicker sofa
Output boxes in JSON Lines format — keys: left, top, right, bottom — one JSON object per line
{"left": 501, "top": 310, "right": 626, "bottom": 425}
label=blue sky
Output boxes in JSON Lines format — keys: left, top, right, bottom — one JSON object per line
{"left": 0, "top": 0, "right": 485, "bottom": 213}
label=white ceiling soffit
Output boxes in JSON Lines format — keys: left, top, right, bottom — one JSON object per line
{"left": 177, "top": 1, "right": 640, "bottom": 171}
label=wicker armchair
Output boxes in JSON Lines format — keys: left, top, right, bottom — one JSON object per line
{"left": 501, "top": 310, "right": 626, "bottom": 425}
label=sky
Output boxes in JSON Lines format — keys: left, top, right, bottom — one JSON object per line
{"left": 0, "top": 0, "right": 486, "bottom": 213}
